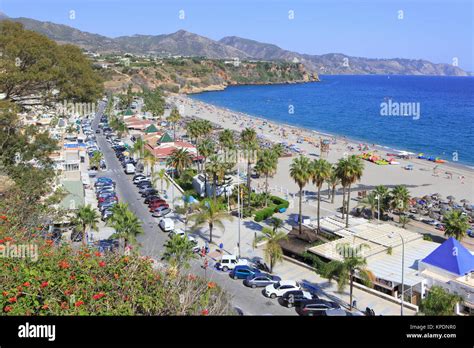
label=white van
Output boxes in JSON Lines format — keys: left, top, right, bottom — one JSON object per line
{"left": 125, "top": 163, "right": 135, "bottom": 174}
{"left": 216, "top": 254, "right": 248, "bottom": 272}
{"left": 159, "top": 218, "right": 174, "bottom": 232}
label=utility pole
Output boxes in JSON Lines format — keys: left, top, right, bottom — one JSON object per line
{"left": 237, "top": 165, "right": 241, "bottom": 258}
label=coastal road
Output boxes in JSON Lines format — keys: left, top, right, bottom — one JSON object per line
{"left": 92, "top": 103, "right": 296, "bottom": 315}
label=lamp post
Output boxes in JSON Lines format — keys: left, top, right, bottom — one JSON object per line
{"left": 390, "top": 231, "right": 405, "bottom": 316}
{"left": 237, "top": 165, "right": 241, "bottom": 258}
{"left": 377, "top": 194, "right": 380, "bottom": 223}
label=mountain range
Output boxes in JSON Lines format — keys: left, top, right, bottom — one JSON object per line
{"left": 0, "top": 13, "right": 468, "bottom": 76}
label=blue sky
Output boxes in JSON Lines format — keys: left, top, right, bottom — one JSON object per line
{"left": 1, "top": 0, "right": 473, "bottom": 70}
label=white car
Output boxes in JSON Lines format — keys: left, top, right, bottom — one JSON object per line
{"left": 168, "top": 229, "right": 198, "bottom": 244}
{"left": 159, "top": 218, "right": 174, "bottom": 232}
{"left": 264, "top": 280, "right": 301, "bottom": 299}
{"left": 215, "top": 254, "right": 248, "bottom": 272}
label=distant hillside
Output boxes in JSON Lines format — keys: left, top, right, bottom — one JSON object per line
{"left": 0, "top": 14, "right": 469, "bottom": 76}
{"left": 103, "top": 58, "right": 318, "bottom": 94}
{"left": 220, "top": 36, "right": 469, "bottom": 76}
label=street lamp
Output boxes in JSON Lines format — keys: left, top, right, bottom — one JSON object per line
{"left": 390, "top": 231, "right": 405, "bottom": 316}
{"left": 236, "top": 165, "right": 241, "bottom": 258}
{"left": 375, "top": 194, "right": 381, "bottom": 223}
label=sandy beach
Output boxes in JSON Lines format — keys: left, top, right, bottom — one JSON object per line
{"left": 169, "top": 93, "right": 474, "bottom": 205}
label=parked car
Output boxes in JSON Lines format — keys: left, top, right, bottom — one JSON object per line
{"left": 152, "top": 206, "right": 171, "bottom": 217}
{"left": 264, "top": 280, "right": 301, "bottom": 299}
{"left": 98, "top": 195, "right": 118, "bottom": 203}
{"left": 144, "top": 196, "right": 162, "bottom": 204}
{"left": 159, "top": 218, "right": 174, "bottom": 232}
{"left": 281, "top": 290, "right": 316, "bottom": 308}
{"left": 243, "top": 273, "right": 281, "bottom": 288}
{"left": 467, "top": 229, "right": 474, "bottom": 238}
{"left": 101, "top": 210, "right": 114, "bottom": 221}
{"left": 141, "top": 188, "right": 158, "bottom": 197}
{"left": 230, "top": 265, "right": 261, "bottom": 280}
{"left": 168, "top": 229, "right": 198, "bottom": 245}
{"left": 149, "top": 201, "right": 168, "bottom": 211}
{"left": 296, "top": 299, "right": 341, "bottom": 316}
{"left": 215, "top": 254, "right": 248, "bottom": 272}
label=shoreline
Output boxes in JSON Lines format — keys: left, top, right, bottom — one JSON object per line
{"left": 183, "top": 92, "right": 474, "bottom": 174}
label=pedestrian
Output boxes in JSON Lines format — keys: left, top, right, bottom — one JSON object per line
{"left": 219, "top": 242, "right": 224, "bottom": 253}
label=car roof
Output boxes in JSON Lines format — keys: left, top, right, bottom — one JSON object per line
{"left": 279, "top": 280, "right": 298, "bottom": 286}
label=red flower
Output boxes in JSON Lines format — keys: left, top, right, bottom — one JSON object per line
{"left": 23, "top": 282, "right": 30, "bottom": 287}
{"left": 187, "top": 274, "right": 197, "bottom": 281}
{"left": 40, "top": 281, "right": 48, "bottom": 288}
{"left": 64, "top": 289, "right": 72, "bottom": 295}
{"left": 4, "top": 236, "right": 12, "bottom": 242}
{"left": 95, "top": 251, "right": 102, "bottom": 257}
{"left": 123, "top": 257, "right": 129, "bottom": 263}
{"left": 2, "top": 291, "right": 8, "bottom": 297}
{"left": 60, "top": 302, "right": 69, "bottom": 310}
{"left": 8, "top": 297, "right": 17, "bottom": 303}
{"left": 92, "top": 292, "right": 106, "bottom": 300}
{"left": 74, "top": 300, "right": 84, "bottom": 307}
{"left": 70, "top": 275, "right": 76, "bottom": 280}
{"left": 45, "top": 240, "right": 53, "bottom": 246}
{"left": 201, "top": 309, "right": 209, "bottom": 316}
{"left": 98, "top": 261, "right": 106, "bottom": 268}
{"left": 0, "top": 239, "right": 4, "bottom": 244}
{"left": 4, "top": 306, "right": 12, "bottom": 313}
{"left": 58, "top": 260, "right": 70, "bottom": 269}
{"left": 0, "top": 215, "right": 8, "bottom": 221}
{"left": 207, "top": 281, "right": 216, "bottom": 289}
{"left": 41, "top": 304, "right": 49, "bottom": 310}
{"left": 114, "top": 273, "right": 119, "bottom": 280}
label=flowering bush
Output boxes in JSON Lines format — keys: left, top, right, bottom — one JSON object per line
{"left": 0, "top": 235, "right": 232, "bottom": 315}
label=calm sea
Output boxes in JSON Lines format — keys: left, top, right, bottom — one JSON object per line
{"left": 190, "top": 75, "right": 474, "bottom": 167}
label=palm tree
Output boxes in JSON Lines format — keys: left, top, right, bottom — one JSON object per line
{"left": 323, "top": 243, "right": 374, "bottom": 310}
{"left": 254, "top": 227, "right": 288, "bottom": 272}
{"left": 327, "top": 166, "right": 340, "bottom": 204}
{"left": 167, "top": 107, "right": 182, "bottom": 141}
{"left": 240, "top": 128, "right": 258, "bottom": 209}
{"left": 345, "top": 155, "right": 364, "bottom": 227}
{"left": 358, "top": 192, "right": 378, "bottom": 220}
{"left": 143, "top": 149, "right": 156, "bottom": 176}
{"left": 197, "top": 138, "right": 215, "bottom": 192}
{"left": 166, "top": 148, "right": 192, "bottom": 177}
{"left": 443, "top": 210, "right": 470, "bottom": 240}
{"left": 270, "top": 217, "right": 284, "bottom": 232}
{"left": 108, "top": 203, "right": 144, "bottom": 253}
{"left": 254, "top": 149, "right": 278, "bottom": 207}
{"left": 311, "top": 158, "right": 332, "bottom": 232}
{"left": 218, "top": 129, "right": 235, "bottom": 161}
{"left": 336, "top": 158, "right": 350, "bottom": 220}
{"left": 163, "top": 234, "right": 198, "bottom": 270}
{"left": 133, "top": 137, "right": 146, "bottom": 163}
{"left": 186, "top": 120, "right": 200, "bottom": 145}
{"left": 74, "top": 204, "right": 99, "bottom": 246}
{"left": 206, "top": 155, "right": 227, "bottom": 203}
{"left": 290, "top": 156, "right": 312, "bottom": 234}
{"left": 152, "top": 168, "right": 170, "bottom": 193}
{"left": 390, "top": 185, "right": 411, "bottom": 223}
{"left": 90, "top": 151, "right": 103, "bottom": 170}
{"left": 190, "top": 199, "right": 234, "bottom": 243}
{"left": 374, "top": 185, "right": 390, "bottom": 216}
{"left": 271, "top": 143, "right": 285, "bottom": 158}
{"left": 174, "top": 195, "right": 198, "bottom": 234}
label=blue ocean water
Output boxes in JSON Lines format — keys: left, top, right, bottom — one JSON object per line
{"left": 190, "top": 75, "right": 474, "bottom": 167}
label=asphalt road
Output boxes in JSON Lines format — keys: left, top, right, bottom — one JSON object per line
{"left": 92, "top": 102, "right": 296, "bottom": 315}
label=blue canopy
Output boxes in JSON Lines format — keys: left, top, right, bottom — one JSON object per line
{"left": 422, "top": 237, "right": 474, "bottom": 276}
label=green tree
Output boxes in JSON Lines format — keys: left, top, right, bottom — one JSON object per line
{"left": 206, "top": 155, "right": 226, "bottom": 204}
{"left": 390, "top": 185, "right": 411, "bottom": 223}
{"left": 218, "top": 129, "right": 235, "bottom": 161}
{"left": 143, "top": 88, "right": 165, "bottom": 118}
{"left": 322, "top": 243, "right": 374, "bottom": 310}
{"left": 336, "top": 156, "right": 364, "bottom": 227}
{"left": 358, "top": 192, "right": 378, "bottom": 220}
{"left": 74, "top": 204, "right": 100, "bottom": 246}
{"left": 254, "top": 149, "right": 278, "bottom": 207}
{"left": 240, "top": 128, "right": 258, "bottom": 209}
{"left": 420, "top": 286, "right": 462, "bottom": 316}
{"left": 167, "top": 107, "right": 182, "bottom": 141}
{"left": 90, "top": 151, "right": 103, "bottom": 170}
{"left": 163, "top": 234, "right": 198, "bottom": 271}
{"left": 108, "top": 203, "right": 144, "bottom": 253}
{"left": 166, "top": 148, "right": 193, "bottom": 177}
{"left": 254, "top": 227, "right": 288, "bottom": 273}
{"left": 443, "top": 210, "right": 470, "bottom": 241}
{"left": 311, "top": 158, "right": 332, "bottom": 232}
{"left": 190, "top": 199, "right": 233, "bottom": 243}
{"left": 290, "top": 156, "right": 312, "bottom": 234}
{"left": 326, "top": 165, "right": 340, "bottom": 204}
{"left": 152, "top": 168, "right": 171, "bottom": 193}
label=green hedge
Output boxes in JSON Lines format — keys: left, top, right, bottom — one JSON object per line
{"left": 254, "top": 196, "right": 289, "bottom": 222}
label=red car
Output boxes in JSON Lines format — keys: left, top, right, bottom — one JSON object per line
{"left": 149, "top": 202, "right": 169, "bottom": 211}
{"left": 98, "top": 196, "right": 118, "bottom": 203}
{"left": 148, "top": 199, "right": 166, "bottom": 207}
